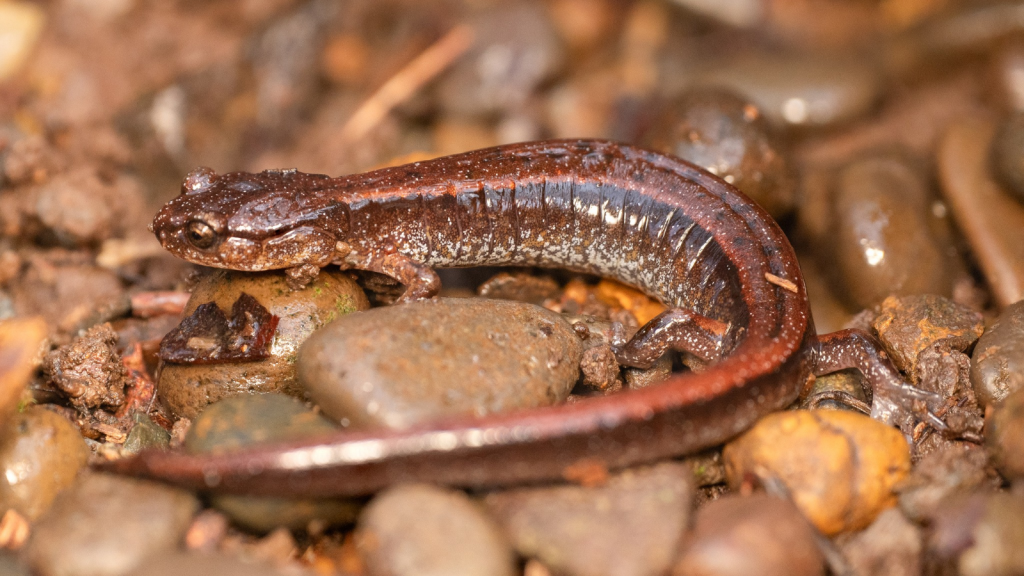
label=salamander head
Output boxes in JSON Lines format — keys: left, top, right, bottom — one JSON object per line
{"left": 152, "top": 167, "right": 346, "bottom": 271}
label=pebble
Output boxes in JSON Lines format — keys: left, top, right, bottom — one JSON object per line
{"left": 437, "top": 1, "right": 565, "bottom": 118}
{"left": 897, "top": 444, "right": 992, "bottom": 522}
{"left": 938, "top": 116, "right": 1024, "bottom": 308}
{"left": 723, "top": 410, "right": 910, "bottom": 535}
{"left": 641, "top": 88, "right": 795, "bottom": 218}
{"left": 356, "top": 484, "right": 515, "bottom": 576}
{"left": 991, "top": 113, "right": 1024, "bottom": 203}
{"left": 986, "top": 386, "right": 1024, "bottom": 481}
{"left": 124, "top": 552, "right": 297, "bottom": 576}
{"left": 298, "top": 297, "right": 582, "bottom": 429}
{"left": 673, "top": 493, "right": 823, "bottom": 576}
{"left": 871, "top": 295, "right": 984, "bottom": 377}
{"left": 0, "top": 407, "right": 89, "bottom": 521}
{"left": 184, "top": 393, "right": 358, "bottom": 532}
{"left": 839, "top": 508, "right": 921, "bottom": 576}
{"left": 477, "top": 272, "right": 561, "bottom": 306}
{"left": 697, "top": 52, "right": 881, "bottom": 129}
{"left": 0, "top": 1, "right": 45, "bottom": 81}
{"left": 158, "top": 269, "right": 368, "bottom": 418}
{"left": 829, "top": 154, "right": 963, "bottom": 310}
{"left": 930, "top": 492, "right": 1024, "bottom": 576}
{"left": 971, "top": 299, "right": 1024, "bottom": 407}
{"left": 24, "top": 473, "right": 199, "bottom": 576}
{"left": 485, "top": 462, "right": 692, "bottom": 576}
{"left": 0, "top": 317, "right": 46, "bottom": 435}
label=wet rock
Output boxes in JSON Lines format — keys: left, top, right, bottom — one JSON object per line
{"left": 437, "top": 1, "right": 564, "bottom": 118}
{"left": 624, "top": 353, "right": 672, "bottom": 389}
{"left": 25, "top": 473, "right": 199, "bottom": 576}
{"left": 938, "top": 116, "right": 1024, "bottom": 308}
{"left": 930, "top": 492, "right": 1024, "bottom": 576}
{"left": 987, "top": 387, "right": 1024, "bottom": 481}
{"left": 0, "top": 317, "right": 46, "bottom": 435}
{"left": 829, "top": 154, "right": 963, "bottom": 310}
{"left": 898, "top": 443, "right": 992, "bottom": 522}
{"left": 124, "top": 552, "right": 296, "bottom": 576}
{"left": 579, "top": 345, "right": 622, "bottom": 392}
{"left": 698, "top": 52, "right": 881, "bottom": 129}
{"left": 158, "top": 269, "right": 368, "bottom": 419}
{"left": 0, "top": 407, "right": 89, "bottom": 521}
{"left": 723, "top": 410, "right": 910, "bottom": 535}
{"left": 872, "top": 295, "right": 984, "bottom": 377}
{"left": 485, "top": 462, "right": 692, "bottom": 576}
{"left": 184, "top": 394, "right": 358, "bottom": 532}
{"left": 992, "top": 113, "right": 1024, "bottom": 203}
{"left": 971, "top": 299, "right": 1024, "bottom": 407}
{"left": 298, "top": 298, "right": 582, "bottom": 429}
{"left": 642, "top": 89, "right": 795, "bottom": 218}
{"left": 839, "top": 508, "right": 922, "bottom": 576}
{"left": 356, "top": 484, "right": 515, "bottom": 576}
{"left": 42, "top": 323, "right": 127, "bottom": 413}
{"left": 673, "top": 493, "right": 823, "bottom": 576}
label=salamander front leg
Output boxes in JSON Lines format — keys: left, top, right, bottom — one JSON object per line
{"left": 613, "top": 308, "right": 728, "bottom": 370}
{"left": 371, "top": 252, "right": 442, "bottom": 303}
{"left": 813, "top": 329, "right": 946, "bottom": 429}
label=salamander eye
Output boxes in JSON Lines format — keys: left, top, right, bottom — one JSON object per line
{"left": 185, "top": 220, "right": 218, "bottom": 249}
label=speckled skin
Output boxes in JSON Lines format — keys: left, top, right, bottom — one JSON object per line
{"left": 113, "top": 140, "right": 916, "bottom": 497}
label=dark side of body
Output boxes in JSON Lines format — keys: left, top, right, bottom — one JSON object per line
{"left": 107, "top": 139, "right": 936, "bottom": 497}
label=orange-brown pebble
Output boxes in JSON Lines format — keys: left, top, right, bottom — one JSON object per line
{"left": 0, "top": 317, "right": 46, "bottom": 434}
{"left": 723, "top": 409, "right": 910, "bottom": 535}
{"left": 595, "top": 279, "right": 666, "bottom": 325}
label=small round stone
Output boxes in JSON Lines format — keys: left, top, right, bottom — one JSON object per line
{"left": 830, "top": 153, "right": 963, "bottom": 310}
{"left": 0, "top": 407, "right": 90, "bottom": 521}
{"left": 674, "top": 494, "right": 823, "bottom": 576}
{"left": 485, "top": 462, "right": 693, "bottom": 576}
{"left": 298, "top": 298, "right": 583, "bottom": 429}
{"left": 698, "top": 52, "right": 880, "bottom": 129}
{"left": 125, "top": 552, "right": 290, "bottom": 576}
{"left": 971, "top": 299, "right": 1024, "bottom": 407}
{"left": 356, "top": 484, "right": 515, "bottom": 576}
{"left": 24, "top": 473, "right": 199, "bottom": 576}
{"left": 185, "top": 394, "right": 359, "bottom": 532}
{"left": 986, "top": 387, "right": 1024, "bottom": 481}
{"left": 158, "top": 269, "right": 369, "bottom": 418}
{"left": 642, "top": 89, "right": 795, "bottom": 218}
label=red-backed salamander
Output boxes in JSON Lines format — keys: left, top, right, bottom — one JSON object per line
{"left": 107, "top": 139, "right": 942, "bottom": 497}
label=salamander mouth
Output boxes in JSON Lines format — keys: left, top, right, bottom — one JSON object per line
{"left": 160, "top": 225, "right": 337, "bottom": 272}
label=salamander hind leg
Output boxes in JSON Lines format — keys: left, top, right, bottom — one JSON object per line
{"left": 813, "top": 329, "right": 947, "bottom": 430}
{"left": 614, "top": 308, "right": 729, "bottom": 370}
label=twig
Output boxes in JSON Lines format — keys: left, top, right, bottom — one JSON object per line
{"left": 340, "top": 24, "right": 475, "bottom": 143}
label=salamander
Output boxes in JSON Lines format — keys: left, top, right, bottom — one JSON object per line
{"left": 108, "top": 139, "right": 939, "bottom": 497}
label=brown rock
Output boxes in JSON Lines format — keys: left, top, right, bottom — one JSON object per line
{"left": 971, "top": 299, "right": 1024, "bottom": 407}
{"left": 937, "top": 116, "right": 1024, "bottom": 308}
{"left": 839, "top": 508, "right": 922, "bottom": 576}
{"left": 356, "top": 484, "right": 515, "bottom": 576}
{"left": 486, "top": 462, "right": 693, "bottom": 576}
{"left": 298, "top": 297, "right": 582, "bottom": 429}
{"left": 0, "top": 407, "right": 89, "bottom": 521}
{"left": 0, "top": 317, "right": 46, "bottom": 434}
{"left": 986, "top": 386, "right": 1024, "bottom": 481}
{"left": 43, "top": 323, "right": 127, "bottom": 412}
{"left": 872, "top": 294, "right": 983, "bottom": 377}
{"left": 25, "top": 473, "right": 200, "bottom": 576}
{"left": 673, "top": 493, "right": 823, "bottom": 576}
